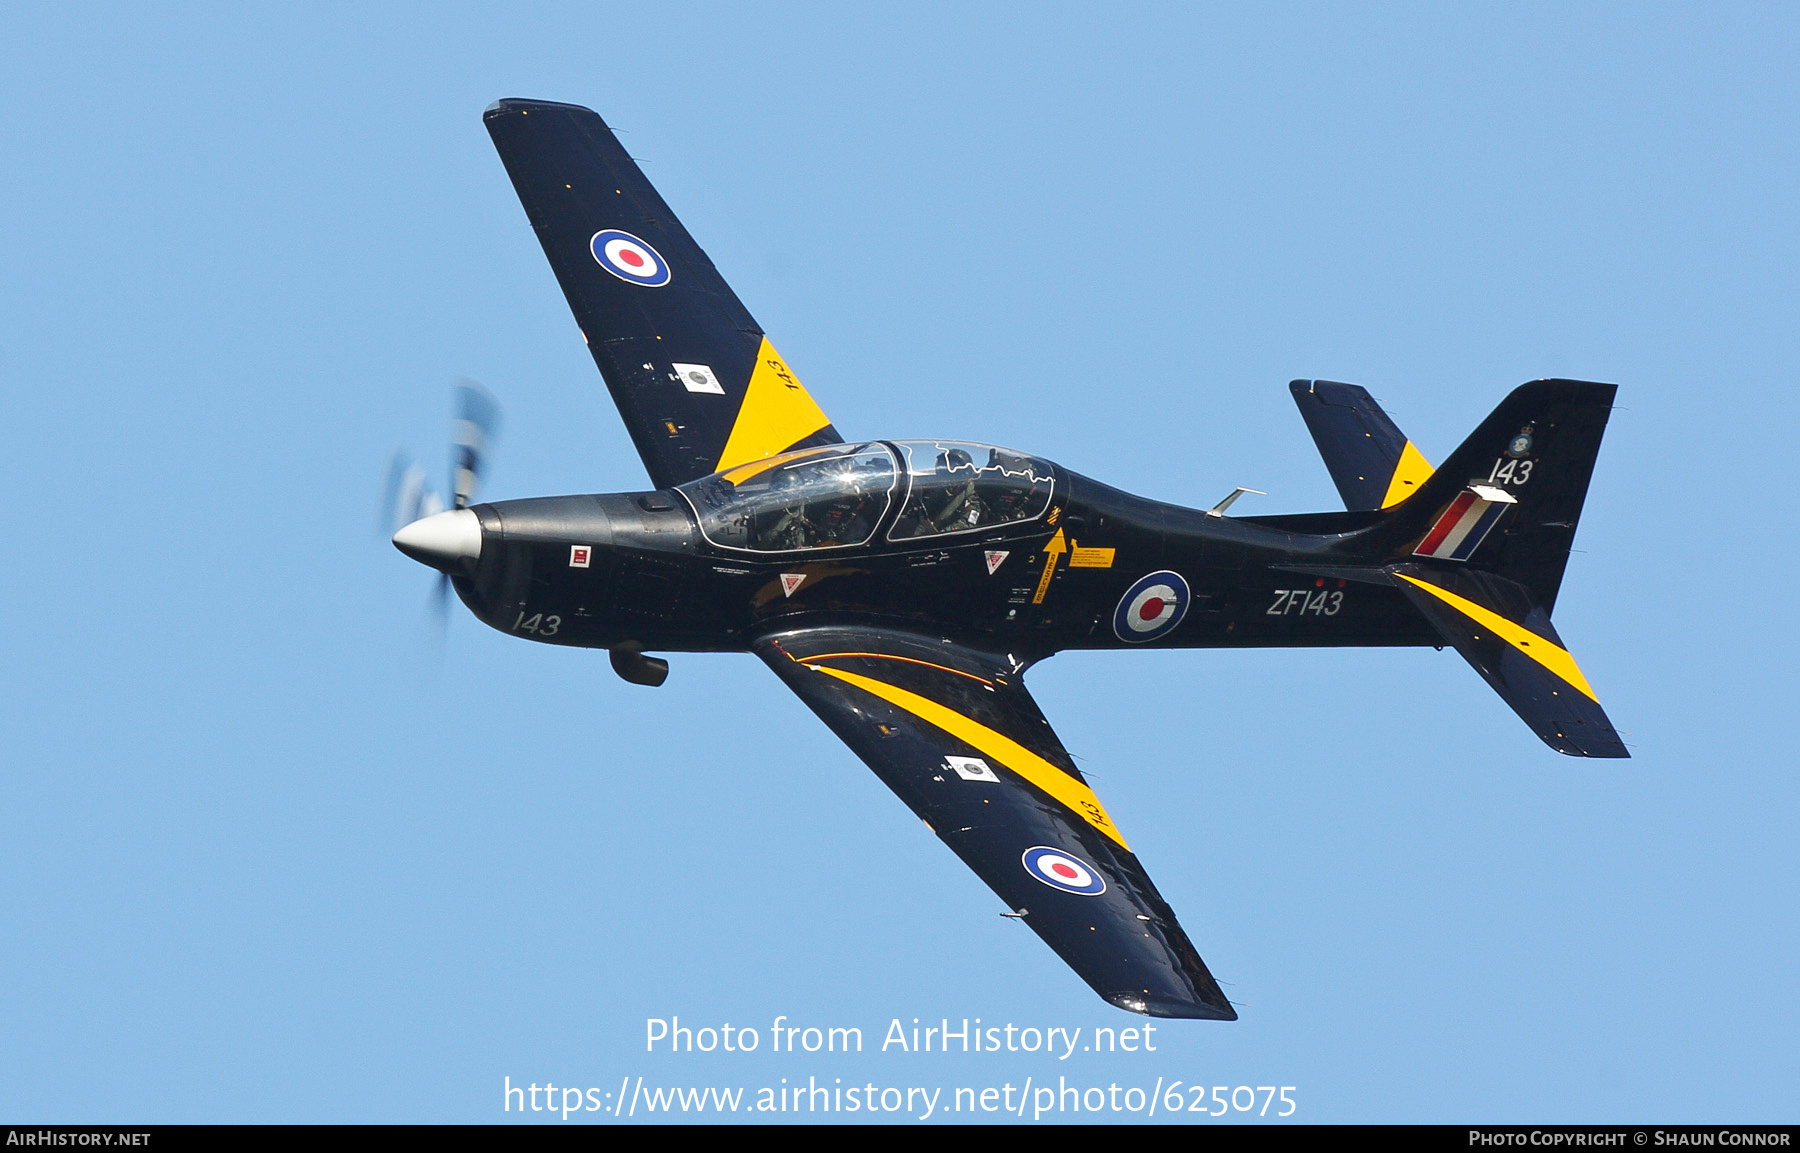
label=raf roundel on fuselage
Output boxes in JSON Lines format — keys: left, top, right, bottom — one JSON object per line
{"left": 1113, "top": 570, "right": 1193, "bottom": 643}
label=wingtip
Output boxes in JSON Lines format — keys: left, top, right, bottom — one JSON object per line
{"left": 484, "top": 97, "right": 600, "bottom": 120}
{"left": 1105, "top": 991, "right": 1238, "bottom": 1021}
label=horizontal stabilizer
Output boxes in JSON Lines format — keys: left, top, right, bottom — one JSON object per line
{"left": 1392, "top": 565, "right": 1626, "bottom": 758}
{"left": 1290, "top": 379, "right": 1434, "bottom": 510}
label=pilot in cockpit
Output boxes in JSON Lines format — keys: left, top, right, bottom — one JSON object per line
{"left": 758, "top": 465, "right": 818, "bottom": 550}
{"left": 754, "top": 454, "right": 883, "bottom": 550}
{"left": 812, "top": 456, "right": 881, "bottom": 545}
{"left": 920, "top": 448, "right": 988, "bottom": 532}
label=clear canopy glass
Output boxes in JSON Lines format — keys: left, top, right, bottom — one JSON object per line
{"left": 677, "top": 442, "right": 899, "bottom": 552}
{"left": 886, "top": 441, "right": 1054, "bottom": 540}
{"left": 676, "top": 440, "right": 1054, "bottom": 553}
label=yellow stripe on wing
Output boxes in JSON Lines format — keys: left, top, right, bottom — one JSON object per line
{"left": 810, "top": 665, "right": 1129, "bottom": 850}
{"left": 715, "top": 338, "right": 833, "bottom": 473}
{"left": 1395, "top": 573, "right": 1599, "bottom": 701}
{"left": 797, "top": 652, "right": 994, "bottom": 686}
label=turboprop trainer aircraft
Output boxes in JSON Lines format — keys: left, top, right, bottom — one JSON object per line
{"left": 390, "top": 99, "right": 1626, "bottom": 1020}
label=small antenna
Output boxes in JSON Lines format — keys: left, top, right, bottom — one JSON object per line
{"left": 1206, "top": 487, "right": 1265, "bottom": 517}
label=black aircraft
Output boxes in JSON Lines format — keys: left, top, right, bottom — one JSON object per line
{"left": 390, "top": 99, "right": 1626, "bottom": 1020}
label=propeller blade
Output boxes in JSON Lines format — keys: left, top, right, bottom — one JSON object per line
{"left": 451, "top": 379, "right": 502, "bottom": 510}
{"left": 387, "top": 381, "right": 502, "bottom": 633}
{"left": 380, "top": 450, "right": 443, "bottom": 534}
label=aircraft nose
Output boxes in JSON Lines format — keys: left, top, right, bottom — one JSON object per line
{"left": 392, "top": 508, "right": 482, "bottom": 571}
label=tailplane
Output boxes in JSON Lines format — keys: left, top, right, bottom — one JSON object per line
{"left": 1391, "top": 564, "right": 1627, "bottom": 757}
{"left": 1290, "top": 379, "right": 1435, "bottom": 510}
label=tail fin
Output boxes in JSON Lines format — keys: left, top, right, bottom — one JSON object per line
{"left": 1366, "top": 379, "right": 1617, "bottom": 614}
{"left": 1361, "top": 379, "right": 1624, "bottom": 757}
{"left": 1290, "top": 379, "right": 1435, "bottom": 510}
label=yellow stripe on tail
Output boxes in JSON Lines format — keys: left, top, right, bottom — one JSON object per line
{"left": 1395, "top": 573, "right": 1598, "bottom": 700}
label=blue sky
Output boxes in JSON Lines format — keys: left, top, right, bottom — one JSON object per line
{"left": 2, "top": 3, "right": 1795, "bottom": 1124}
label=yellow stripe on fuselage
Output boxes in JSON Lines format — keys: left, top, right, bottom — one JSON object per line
{"left": 1395, "top": 573, "right": 1599, "bottom": 701}
{"left": 715, "top": 338, "right": 833, "bottom": 474}
{"left": 810, "top": 665, "right": 1129, "bottom": 850}
{"left": 1381, "top": 440, "right": 1435, "bottom": 508}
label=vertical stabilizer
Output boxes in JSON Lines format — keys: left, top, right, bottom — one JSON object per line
{"left": 1367, "top": 379, "right": 1617, "bottom": 614}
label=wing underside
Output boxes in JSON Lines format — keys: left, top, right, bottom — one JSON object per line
{"left": 484, "top": 99, "right": 841, "bottom": 489}
{"left": 754, "top": 626, "right": 1235, "bottom": 1019}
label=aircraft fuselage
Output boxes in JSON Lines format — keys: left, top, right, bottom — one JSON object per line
{"left": 452, "top": 456, "right": 1437, "bottom": 663}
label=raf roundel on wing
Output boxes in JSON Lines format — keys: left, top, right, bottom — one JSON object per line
{"left": 1023, "top": 847, "right": 1107, "bottom": 896}
{"left": 1113, "top": 570, "right": 1192, "bottom": 643}
{"left": 590, "top": 229, "right": 671, "bottom": 286}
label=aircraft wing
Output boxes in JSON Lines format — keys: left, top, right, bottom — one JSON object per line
{"left": 753, "top": 626, "right": 1236, "bottom": 1019}
{"left": 484, "top": 99, "right": 842, "bottom": 489}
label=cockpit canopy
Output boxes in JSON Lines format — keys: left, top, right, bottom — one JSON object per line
{"left": 675, "top": 440, "right": 1054, "bottom": 553}
{"left": 679, "top": 442, "right": 899, "bottom": 552}
{"left": 887, "top": 441, "right": 1054, "bottom": 541}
